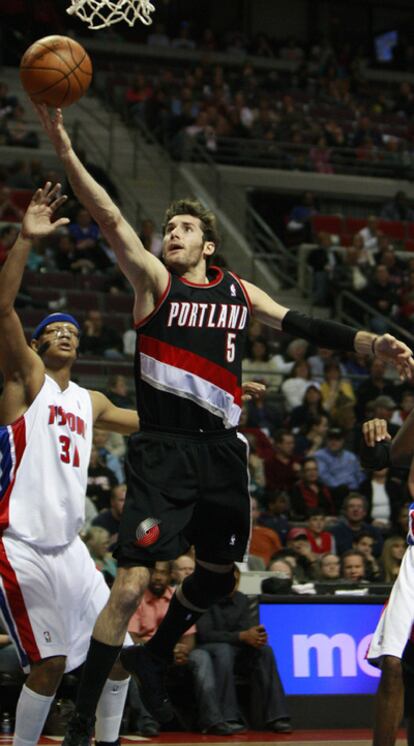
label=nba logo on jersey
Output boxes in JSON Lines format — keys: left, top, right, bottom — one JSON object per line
{"left": 230, "top": 283, "right": 237, "bottom": 297}
{"left": 407, "top": 502, "right": 414, "bottom": 546}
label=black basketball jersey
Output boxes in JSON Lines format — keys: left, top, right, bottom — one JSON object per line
{"left": 134, "top": 266, "right": 251, "bottom": 432}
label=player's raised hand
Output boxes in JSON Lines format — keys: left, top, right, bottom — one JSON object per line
{"left": 362, "top": 418, "right": 392, "bottom": 448}
{"left": 373, "top": 334, "right": 414, "bottom": 379}
{"left": 34, "top": 104, "right": 72, "bottom": 157}
{"left": 21, "top": 182, "right": 69, "bottom": 240}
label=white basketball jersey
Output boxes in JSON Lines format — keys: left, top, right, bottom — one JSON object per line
{"left": 0, "top": 375, "right": 93, "bottom": 548}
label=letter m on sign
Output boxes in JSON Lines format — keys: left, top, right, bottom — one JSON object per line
{"left": 293, "top": 633, "right": 357, "bottom": 677}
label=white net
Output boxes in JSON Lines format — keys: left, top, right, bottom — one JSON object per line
{"left": 66, "top": 0, "right": 155, "bottom": 29}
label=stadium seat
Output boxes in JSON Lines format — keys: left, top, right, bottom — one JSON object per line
{"left": 404, "top": 239, "right": 414, "bottom": 252}
{"left": 377, "top": 219, "right": 406, "bottom": 241}
{"left": 311, "top": 214, "right": 344, "bottom": 236}
{"left": 344, "top": 217, "right": 367, "bottom": 235}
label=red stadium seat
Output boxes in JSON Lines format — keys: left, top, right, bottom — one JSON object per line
{"left": 377, "top": 220, "right": 406, "bottom": 241}
{"left": 311, "top": 214, "right": 344, "bottom": 236}
{"left": 408, "top": 224, "right": 414, "bottom": 240}
{"left": 11, "top": 190, "right": 32, "bottom": 210}
{"left": 404, "top": 239, "right": 414, "bottom": 252}
{"left": 344, "top": 217, "right": 366, "bottom": 235}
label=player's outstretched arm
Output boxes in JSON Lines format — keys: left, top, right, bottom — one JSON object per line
{"left": 90, "top": 390, "right": 139, "bottom": 435}
{"left": 34, "top": 105, "right": 168, "bottom": 303}
{"left": 242, "top": 280, "right": 414, "bottom": 380}
{"left": 0, "top": 183, "right": 68, "bottom": 390}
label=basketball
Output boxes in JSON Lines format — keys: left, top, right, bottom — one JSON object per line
{"left": 19, "top": 35, "right": 93, "bottom": 108}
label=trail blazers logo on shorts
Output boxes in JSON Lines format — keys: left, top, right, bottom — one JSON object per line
{"left": 136, "top": 517, "right": 161, "bottom": 547}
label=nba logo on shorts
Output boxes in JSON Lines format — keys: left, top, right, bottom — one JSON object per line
{"left": 136, "top": 517, "right": 161, "bottom": 547}
{"left": 43, "top": 631, "right": 52, "bottom": 643}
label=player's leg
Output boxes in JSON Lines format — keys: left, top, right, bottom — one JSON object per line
{"left": 372, "top": 656, "right": 403, "bottom": 746}
{"left": 63, "top": 564, "right": 148, "bottom": 746}
{"left": 403, "top": 639, "right": 414, "bottom": 746}
{"left": 13, "top": 656, "right": 67, "bottom": 746}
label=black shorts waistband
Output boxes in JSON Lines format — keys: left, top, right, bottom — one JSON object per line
{"left": 140, "top": 423, "right": 238, "bottom": 442}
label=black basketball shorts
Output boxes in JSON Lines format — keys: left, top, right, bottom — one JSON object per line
{"left": 113, "top": 426, "right": 251, "bottom": 567}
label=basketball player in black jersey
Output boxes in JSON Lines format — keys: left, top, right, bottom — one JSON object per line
{"left": 36, "top": 104, "right": 414, "bottom": 745}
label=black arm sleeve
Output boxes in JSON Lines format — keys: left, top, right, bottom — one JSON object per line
{"left": 281, "top": 310, "right": 358, "bottom": 351}
{"left": 359, "top": 440, "right": 391, "bottom": 470}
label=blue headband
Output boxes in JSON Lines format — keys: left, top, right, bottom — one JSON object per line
{"left": 31, "top": 313, "right": 81, "bottom": 340}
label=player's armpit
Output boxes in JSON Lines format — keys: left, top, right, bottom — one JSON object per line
{"left": 90, "top": 390, "right": 139, "bottom": 434}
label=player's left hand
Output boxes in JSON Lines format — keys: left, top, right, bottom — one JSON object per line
{"left": 374, "top": 334, "right": 414, "bottom": 380}
{"left": 241, "top": 381, "right": 266, "bottom": 401}
{"left": 21, "top": 182, "right": 69, "bottom": 240}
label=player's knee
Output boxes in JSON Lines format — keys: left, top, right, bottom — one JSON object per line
{"left": 181, "top": 561, "right": 236, "bottom": 610}
{"left": 381, "top": 656, "right": 403, "bottom": 691}
{"left": 29, "top": 655, "right": 66, "bottom": 692}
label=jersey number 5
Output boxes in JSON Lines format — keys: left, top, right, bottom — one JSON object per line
{"left": 59, "top": 435, "right": 80, "bottom": 467}
{"left": 226, "top": 332, "right": 236, "bottom": 363}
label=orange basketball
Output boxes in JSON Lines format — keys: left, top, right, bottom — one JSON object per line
{"left": 20, "top": 35, "right": 93, "bottom": 108}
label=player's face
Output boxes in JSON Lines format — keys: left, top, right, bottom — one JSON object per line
{"left": 35, "top": 323, "right": 80, "bottom": 362}
{"left": 162, "top": 214, "right": 214, "bottom": 273}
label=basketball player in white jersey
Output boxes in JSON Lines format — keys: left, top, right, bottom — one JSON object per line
{"left": 0, "top": 183, "right": 140, "bottom": 746}
{"left": 362, "top": 413, "right": 414, "bottom": 746}
{"left": 36, "top": 104, "right": 414, "bottom": 746}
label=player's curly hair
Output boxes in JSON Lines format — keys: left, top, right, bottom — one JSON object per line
{"left": 163, "top": 199, "right": 220, "bottom": 249}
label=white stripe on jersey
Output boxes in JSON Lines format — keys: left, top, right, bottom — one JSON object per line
{"left": 140, "top": 352, "right": 241, "bottom": 428}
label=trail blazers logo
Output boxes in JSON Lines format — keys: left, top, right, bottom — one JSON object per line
{"left": 136, "top": 517, "right": 161, "bottom": 547}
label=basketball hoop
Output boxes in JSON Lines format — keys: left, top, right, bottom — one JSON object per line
{"left": 66, "top": 0, "right": 155, "bottom": 29}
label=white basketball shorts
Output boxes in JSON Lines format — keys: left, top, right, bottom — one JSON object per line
{"left": 367, "top": 546, "right": 414, "bottom": 667}
{"left": 0, "top": 534, "right": 112, "bottom": 673}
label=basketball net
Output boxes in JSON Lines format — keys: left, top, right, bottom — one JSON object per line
{"left": 66, "top": 0, "right": 155, "bottom": 29}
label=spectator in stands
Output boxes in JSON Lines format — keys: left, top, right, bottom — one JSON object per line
{"left": 171, "top": 554, "right": 196, "bottom": 586}
{"left": 171, "top": 22, "right": 196, "bottom": 50}
{"left": 281, "top": 359, "right": 314, "bottom": 410}
{"left": 139, "top": 218, "right": 163, "bottom": 257}
{"left": 307, "top": 231, "right": 338, "bottom": 306}
{"left": 357, "top": 215, "right": 381, "bottom": 256}
{"left": 340, "top": 549, "right": 367, "bottom": 582}
{"left": 69, "top": 207, "right": 113, "bottom": 272}
{"left": 264, "top": 429, "right": 301, "bottom": 493}
{"left": 315, "top": 552, "right": 341, "bottom": 581}
{"left": 129, "top": 560, "right": 235, "bottom": 735}
{"left": 314, "top": 427, "right": 363, "bottom": 503}
{"left": 332, "top": 246, "right": 369, "bottom": 296}
{"left": 243, "top": 386, "right": 283, "bottom": 436}
{"left": 249, "top": 496, "right": 282, "bottom": 568}
{"left": 84, "top": 526, "right": 117, "bottom": 587}
{"left": 290, "top": 457, "right": 335, "bottom": 519}
{"left": 257, "top": 490, "right": 290, "bottom": 546}
{"left": 355, "top": 358, "right": 396, "bottom": 420}
{"left": 305, "top": 508, "right": 336, "bottom": 554}
{"left": 308, "top": 347, "right": 344, "bottom": 383}
{"left": 397, "top": 270, "right": 414, "bottom": 329}
{"left": 3, "top": 104, "right": 39, "bottom": 148}
{"left": 285, "top": 527, "right": 318, "bottom": 578}
{"left": 197, "top": 566, "right": 292, "bottom": 733}
{"left": 320, "top": 360, "right": 356, "bottom": 418}
{"left": 261, "top": 558, "right": 294, "bottom": 594}
{"left": 289, "top": 383, "right": 327, "bottom": 430}
{"left": 359, "top": 466, "right": 400, "bottom": 534}
{"left": 80, "top": 309, "right": 124, "bottom": 359}
{"left": 330, "top": 493, "right": 383, "bottom": 558}
{"left": 105, "top": 374, "right": 133, "bottom": 409}
{"left": 365, "top": 265, "right": 399, "bottom": 333}
{"left": 93, "top": 428, "right": 125, "bottom": 484}
{"left": 242, "top": 336, "right": 281, "bottom": 391}
{"left": 243, "top": 433, "right": 266, "bottom": 497}
{"left": 0, "top": 186, "right": 23, "bottom": 222}
{"left": 391, "top": 389, "right": 414, "bottom": 426}
{"left": 65, "top": 148, "right": 120, "bottom": 203}
{"left": 147, "top": 22, "right": 170, "bottom": 48}
{"left": 125, "top": 72, "right": 154, "bottom": 122}
{"left": 53, "top": 233, "right": 87, "bottom": 273}
{"left": 86, "top": 444, "right": 118, "bottom": 512}
{"left": 381, "top": 190, "right": 414, "bottom": 222}
{"left": 294, "top": 413, "right": 330, "bottom": 457}
{"left": 380, "top": 535, "right": 406, "bottom": 583}
{"left": 286, "top": 190, "right": 318, "bottom": 243}
{"left": 91, "top": 483, "right": 126, "bottom": 550}
{"left": 353, "top": 533, "right": 382, "bottom": 581}
{"left": 309, "top": 136, "right": 334, "bottom": 173}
